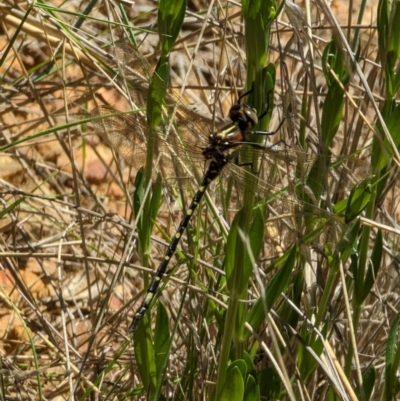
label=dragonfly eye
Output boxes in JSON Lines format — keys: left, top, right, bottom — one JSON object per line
{"left": 229, "top": 104, "right": 258, "bottom": 126}
{"left": 244, "top": 106, "right": 258, "bottom": 126}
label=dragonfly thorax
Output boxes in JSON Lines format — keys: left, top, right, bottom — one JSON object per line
{"left": 202, "top": 102, "right": 259, "bottom": 164}
{"left": 229, "top": 103, "right": 258, "bottom": 131}
{"left": 204, "top": 123, "right": 247, "bottom": 162}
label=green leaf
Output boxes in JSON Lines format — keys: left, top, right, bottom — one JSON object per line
{"left": 154, "top": 301, "right": 170, "bottom": 376}
{"left": 277, "top": 267, "right": 304, "bottom": 329}
{"left": 244, "top": 374, "right": 259, "bottom": 401}
{"left": 320, "top": 40, "right": 348, "bottom": 150}
{"left": 243, "top": 352, "right": 259, "bottom": 401}
{"left": 0, "top": 195, "right": 25, "bottom": 218}
{"left": 147, "top": 61, "right": 169, "bottom": 129}
{"left": 355, "top": 367, "right": 376, "bottom": 401}
{"left": 134, "top": 318, "right": 157, "bottom": 392}
{"left": 225, "top": 208, "right": 241, "bottom": 291}
{"left": 345, "top": 178, "right": 373, "bottom": 222}
{"left": 152, "top": 302, "right": 173, "bottom": 401}
{"left": 258, "top": 367, "right": 281, "bottom": 399}
{"left": 240, "top": 206, "right": 266, "bottom": 286}
{"left": 320, "top": 82, "right": 344, "bottom": 150}
{"left": 377, "top": 0, "right": 400, "bottom": 95}
{"left": 220, "top": 366, "right": 245, "bottom": 401}
{"left": 243, "top": 0, "right": 277, "bottom": 71}
{"left": 158, "top": 0, "right": 186, "bottom": 56}
{"left": 243, "top": 351, "right": 257, "bottom": 378}
{"left": 337, "top": 219, "right": 361, "bottom": 262}
{"left": 248, "top": 206, "right": 265, "bottom": 259}
{"left": 377, "top": 0, "right": 390, "bottom": 64}
{"left": 387, "top": 2, "right": 400, "bottom": 62}
{"left": 247, "top": 245, "right": 297, "bottom": 333}
{"left": 149, "top": 173, "right": 163, "bottom": 232}
{"left": 332, "top": 197, "right": 348, "bottom": 215}
{"left": 373, "top": 103, "right": 400, "bottom": 171}
{"left": 134, "top": 168, "right": 152, "bottom": 256}
{"left": 227, "top": 359, "right": 247, "bottom": 378}
{"left": 385, "top": 313, "right": 400, "bottom": 401}
{"left": 242, "top": 0, "right": 283, "bottom": 122}
{"left": 298, "top": 322, "right": 328, "bottom": 380}
{"left": 133, "top": 168, "right": 145, "bottom": 220}
{"left": 304, "top": 153, "right": 331, "bottom": 206}
{"left": 322, "top": 40, "right": 345, "bottom": 85}
{"left": 362, "top": 229, "right": 382, "bottom": 301}
{"left": 350, "top": 252, "right": 359, "bottom": 285}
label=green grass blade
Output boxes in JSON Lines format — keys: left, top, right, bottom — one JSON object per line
{"left": 345, "top": 178, "right": 373, "bottom": 223}
{"left": 384, "top": 313, "right": 400, "bottom": 400}
{"left": 154, "top": 302, "right": 170, "bottom": 376}
{"left": 134, "top": 321, "right": 157, "bottom": 393}
{"left": 320, "top": 40, "right": 347, "bottom": 150}
{"left": 355, "top": 367, "right": 376, "bottom": 401}
{"left": 246, "top": 245, "right": 298, "bottom": 334}
{"left": 158, "top": 0, "right": 186, "bottom": 56}
{"left": 361, "top": 229, "right": 382, "bottom": 302}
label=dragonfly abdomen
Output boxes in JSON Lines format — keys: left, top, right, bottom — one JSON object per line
{"left": 129, "top": 159, "right": 226, "bottom": 331}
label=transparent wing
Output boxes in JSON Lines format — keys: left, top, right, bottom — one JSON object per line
{"left": 113, "top": 40, "right": 214, "bottom": 148}
{"left": 90, "top": 105, "right": 207, "bottom": 186}
{"left": 93, "top": 42, "right": 370, "bottom": 251}
{"left": 224, "top": 142, "right": 370, "bottom": 248}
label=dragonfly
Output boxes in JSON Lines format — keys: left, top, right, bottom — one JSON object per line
{"left": 91, "top": 43, "right": 357, "bottom": 332}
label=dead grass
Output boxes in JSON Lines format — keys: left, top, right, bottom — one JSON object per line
{"left": 0, "top": 0, "right": 398, "bottom": 400}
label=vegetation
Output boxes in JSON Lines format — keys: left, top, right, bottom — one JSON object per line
{"left": 0, "top": 0, "right": 399, "bottom": 399}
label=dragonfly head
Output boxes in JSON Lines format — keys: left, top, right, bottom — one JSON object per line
{"left": 229, "top": 104, "right": 258, "bottom": 131}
